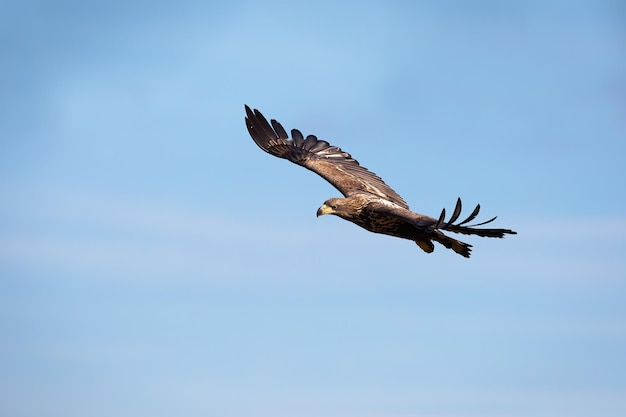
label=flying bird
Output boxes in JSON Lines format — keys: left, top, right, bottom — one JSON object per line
{"left": 244, "top": 105, "right": 516, "bottom": 257}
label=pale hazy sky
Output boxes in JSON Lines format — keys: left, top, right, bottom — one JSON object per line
{"left": 1, "top": 1, "right": 625, "bottom": 416}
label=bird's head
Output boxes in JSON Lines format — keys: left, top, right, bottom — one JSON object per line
{"left": 317, "top": 198, "right": 347, "bottom": 218}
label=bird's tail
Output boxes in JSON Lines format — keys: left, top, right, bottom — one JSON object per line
{"left": 414, "top": 198, "right": 514, "bottom": 258}
{"left": 435, "top": 198, "right": 517, "bottom": 238}
{"left": 415, "top": 232, "right": 472, "bottom": 258}
{"left": 434, "top": 232, "right": 473, "bottom": 258}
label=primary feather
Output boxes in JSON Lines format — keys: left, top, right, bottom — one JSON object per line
{"left": 245, "top": 105, "right": 408, "bottom": 208}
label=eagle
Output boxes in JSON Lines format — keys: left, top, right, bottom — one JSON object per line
{"left": 245, "top": 105, "right": 516, "bottom": 257}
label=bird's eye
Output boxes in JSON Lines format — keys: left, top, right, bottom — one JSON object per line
{"left": 330, "top": 204, "right": 337, "bottom": 210}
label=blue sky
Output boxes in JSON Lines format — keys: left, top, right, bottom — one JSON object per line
{"left": 1, "top": 0, "right": 625, "bottom": 416}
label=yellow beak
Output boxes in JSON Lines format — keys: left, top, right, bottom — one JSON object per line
{"left": 316, "top": 204, "right": 334, "bottom": 217}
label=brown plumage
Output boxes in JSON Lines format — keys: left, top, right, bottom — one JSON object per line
{"left": 245, "top": 105, "right": 516, "bottom": 258}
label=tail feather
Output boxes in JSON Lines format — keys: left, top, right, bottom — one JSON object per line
{"left": 415, "top": 232, "right": 472, "bottom": 258}
{"left": 433, "top": 231, "right": 472, "bottom": 258}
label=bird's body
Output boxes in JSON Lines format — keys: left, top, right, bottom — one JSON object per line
{"left": 317, "top": 194, "right": 474, "bottom": 257}
{"left": 318, "top": 195, "right": 430, "bottom": 241}
{"left": 245, "top": 105, "right": 516, "bottom": 257}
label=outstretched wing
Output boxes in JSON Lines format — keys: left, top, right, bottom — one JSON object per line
{"left": 434, "top": 198, "right": 517, "bottom": 238}
{"left": 245, "top": 105, "right": 408, "bottom": 208}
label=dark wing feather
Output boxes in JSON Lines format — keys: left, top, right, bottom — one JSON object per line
{"left": 435, "top": 199, "right": 517, "bottom": 238}
{"left": 245, "top": 105, "right": 408, "bottom": 208}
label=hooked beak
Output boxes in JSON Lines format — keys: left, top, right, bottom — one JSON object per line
{"left": 316, "top": 203, "right": 334, "bottom": 217}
